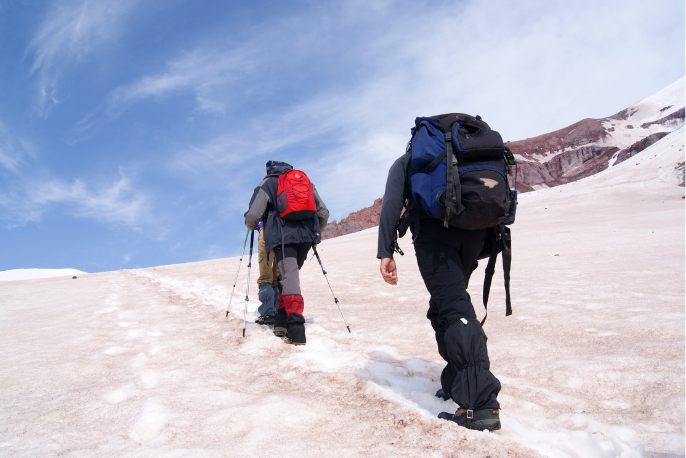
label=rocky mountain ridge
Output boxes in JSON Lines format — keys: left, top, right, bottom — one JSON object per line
{"left": 508, "top": 78, "right": 684, "bottom": 191}
{"left": 322, "top": 198, "right": 383, "bottom": 240}
{"left": 322, "top": 79, "right": 685, "bottom": 240}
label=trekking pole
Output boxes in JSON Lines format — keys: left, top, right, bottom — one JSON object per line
{"left": 242, "top": 230, "right": 255, "bottom": 337}
{"left": 312, "top": 245, "right": 351, "bottom": 333}
{"left": 226, "top": 229, "right": 250, "bottom": 317}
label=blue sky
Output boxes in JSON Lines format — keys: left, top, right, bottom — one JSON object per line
{"left": 0, "top": 0, "right": 683, "bottom": 273}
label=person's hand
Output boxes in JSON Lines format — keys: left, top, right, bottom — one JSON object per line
{"left": 380, "top": 257, "right": 398, "bottom": 285}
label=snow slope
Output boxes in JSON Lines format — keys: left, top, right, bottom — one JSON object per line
{"left": 602, "top": 78, "right": 685, "bottom": 151}
{"left": 0, "top": 130, "right": 683, "bottom": 457}
{"left": 0, "top": 268, "right": 87, "bottom": 282}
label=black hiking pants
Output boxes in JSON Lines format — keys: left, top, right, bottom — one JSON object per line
{"left": 412, "top": 219, "right": 501, "bottom": 411}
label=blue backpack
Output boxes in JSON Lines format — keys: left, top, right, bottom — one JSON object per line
{"left": 409, "top": 113, "right": 517, "bottom": 230}
{"left": 406, "top": 113, "right": 517, "bottom": 322}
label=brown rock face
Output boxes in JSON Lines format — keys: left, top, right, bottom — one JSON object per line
{"left": 640, "top": 107, "right": 685, "bottom": 129}
{"left": 507, "top": 107, "right": 684, "bottom": 192}
{"left": 615, "top": 132, "right": 669, "bottom": 165}
{"left": 321, "top": 198, "right": 384, "bottom": 240}
{"left": 509, "top": 118, "right": 608, "bottom": 156}
{"left": 506, "top": 117, "right": 618, "bottom": 191}
{"left": 509, "top": 143, "right": 620, "bottom": 192}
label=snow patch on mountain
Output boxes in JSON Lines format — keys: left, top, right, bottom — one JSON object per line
{"left": 602, "top": 78, "right": 685, "bottom": 151}
{"left": 508, "top": 78, "right": 684, "bottom": 192}
{"left": 0, "top": 268, "right": 87, "bottom": 281}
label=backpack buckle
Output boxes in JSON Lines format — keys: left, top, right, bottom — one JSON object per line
{"left": 391, "top": 240, "right": 404, "bottom": 256}
{"left": 467, "top": 410, "right": 474, "bottom": 419}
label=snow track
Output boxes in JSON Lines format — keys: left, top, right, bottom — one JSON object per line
{"left": 1, "top": 130, "right": 683, "bottom": 457}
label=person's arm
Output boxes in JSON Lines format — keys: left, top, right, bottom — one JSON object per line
{"left": 244, "top": 178, "right": 270, "bottom": 230}
{"left": 313, "top": 185, "right": 329, "bottom": 231}
{"left": 377, "top": 152, "right": 411, "bottom": 285}
{"left": 377, "top": 152, "right": 410, "bottom": 259}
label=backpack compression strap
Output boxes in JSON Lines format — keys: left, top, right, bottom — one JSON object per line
{"left": 501, "top": 225, "right": 512, "bottom": 317}
{"left": 444, "top": 130, "right": 466, "bottom": 227}
{"left": 417, "top": 128, "right": 465, "bottom": 227}
{"left": 481, "top": 225, "right": 513, "bottom": 325}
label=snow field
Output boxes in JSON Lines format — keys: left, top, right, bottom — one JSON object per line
{"left": 0, "top": 129, "right": 683, "bottom": 457}
{"left": 601, "top": 78, "right": 685, "bottom": 151}
{"left": 0, "top": 268, "right": 87, "bottom": 282}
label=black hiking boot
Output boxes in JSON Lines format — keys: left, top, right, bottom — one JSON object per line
{"left": 283, "top": 316, "right": 306, "bottom": 345}
{"left": 435, "top": 389, "right": 450, "bottom": 401}
{"left": 282, "top": 332, "right": 306, "bottom": 346}
{"left": 273, "top": 308, "right": 288, "bottom": 337}
{"left": 438, "top": 408, "right": 501, "bottom": 431}
{"left": 255, "top": 315, "right": 275, "bottom": 326}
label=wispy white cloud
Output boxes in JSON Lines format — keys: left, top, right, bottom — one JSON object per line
{"left": 74, "top": 0, "right": 686, "bottom": 221}
{"left": 106, "top": 46, "right": 258, "bottom": 117}
{"left": 30, "top": 170, "right": 149, "bottom": 228}
{"left": 0, "top": 122, "right": 35, "bottom": 173}
{"left": 161, "top": 0, "right": 684, "bottom": 218}
{"left": 168, "top": 94, "right": 349, "bottom": 176}
{"left": 0, "top": 187, "right": 43, "bottom": 229}
{"left": 26, "top": 0, "right": 139, "bottom": 114}
{"left": 0, "top": 169, "right": 150, "bottom": 229}
{"left": 1, "top": 0, "right": 681, "bottom": 270}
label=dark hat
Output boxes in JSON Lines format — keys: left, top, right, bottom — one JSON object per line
{"left": 266, "top": 160, "right": 293, "bottom": 176}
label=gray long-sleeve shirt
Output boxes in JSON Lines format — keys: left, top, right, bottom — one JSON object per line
{"left": 244, "top": 175, "right": 329, "bottom": 252}
{"left": 377, "top": 151, "right": 414, "bottom": 259}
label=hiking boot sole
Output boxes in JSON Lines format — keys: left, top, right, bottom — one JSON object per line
{"left": 438, "top": 411, "right": 501, "bottom": 431}
{"left": 470, "top": 419, "right": 501, "bottom": 431}
{"left": 282, "top": 337, "right": 306, "bottom": 346}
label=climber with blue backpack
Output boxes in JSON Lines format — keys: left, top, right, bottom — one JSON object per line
{"left": 244, "top": 160, "right": 329, "bottom": 345}
{"left": 377, "top": 113, "right": 517, "bottom": 431}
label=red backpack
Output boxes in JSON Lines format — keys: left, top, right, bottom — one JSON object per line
{"left": 276, "top": 170, "right": 317, "bottom": 220}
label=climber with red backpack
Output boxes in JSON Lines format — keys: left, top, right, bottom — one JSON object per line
{"left": 244, "top": 160, "right": 329, "bottom": 345}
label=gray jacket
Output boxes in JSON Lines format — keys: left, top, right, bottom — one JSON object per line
{"left": 245, "top": 175, "right": 329, "bottom": 252}
{"left": 377, "top": 151, "right": 413, "bottom": 259}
